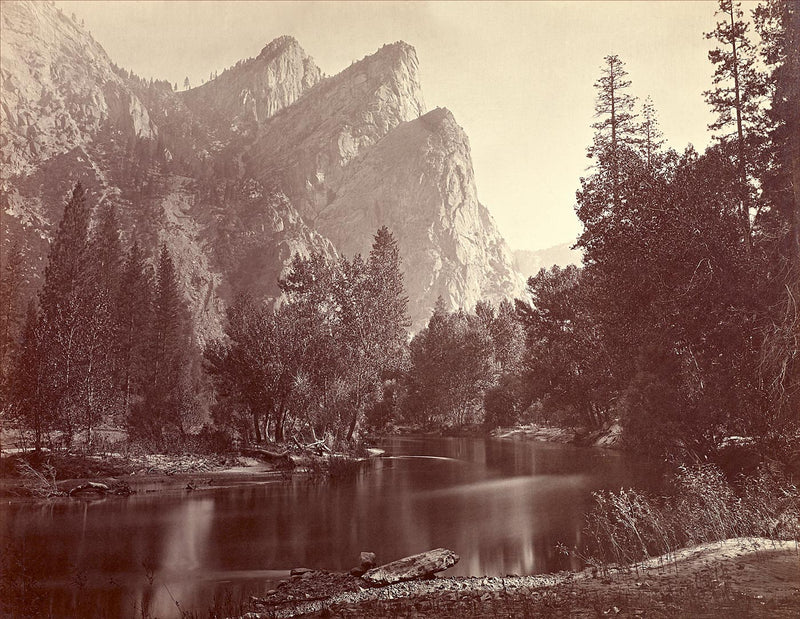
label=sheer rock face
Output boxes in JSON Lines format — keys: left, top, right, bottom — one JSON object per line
{"left": 246, "top": 41, "right": 427, "bottom": 222}
{"left": 181, "top": 35, "right": 322, "bottom": 128}
{"left": 316, "top": 107, "right": 523, "bottom": 328}
{"left": 2, "top": 1, "right": 522, "bottom": 336}
{"left": 0, "top": 1, "right": 155, "bottom": 179}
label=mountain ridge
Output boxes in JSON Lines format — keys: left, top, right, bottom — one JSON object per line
{"left": 1, "top": 1, "right": 524, "bottom": 335}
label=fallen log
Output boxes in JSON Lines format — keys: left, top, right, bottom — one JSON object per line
{"left": 68, "top": 482, "right": 110, "bottom": 496}
{"left": 362, "top": 548, "right": 459, "bottom": 585}
{"left": 242, "top": 448, "right": 295, "bottom": 467}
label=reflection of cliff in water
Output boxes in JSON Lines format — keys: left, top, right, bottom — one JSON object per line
{"left": 1, "top": 436, "right": 662, "bottom": 616}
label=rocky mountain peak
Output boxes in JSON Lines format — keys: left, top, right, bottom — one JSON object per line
{"left": 181, "top": 35, "right": 322, "bottom": 126}
{"left": 0, "top": 0, "right": 156, "bottom": 178}
{"left": 336, "top": 40, "right": 425, "bottom": 119}
{"left": 257, "top": 35, "right": 302, "bottom": 59}
{"left": 243, "top": 39, "right": 427, "bottom": 225}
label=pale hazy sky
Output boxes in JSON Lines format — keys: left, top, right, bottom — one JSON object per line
{"left": 57, "top": 1, "right": 750, "bottom": 252}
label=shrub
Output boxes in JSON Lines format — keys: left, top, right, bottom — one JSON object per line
{"left": 583, "top": 464, "right": 799, "bottom": 567}
{"left": 186, "top": 424, "right": 235, "bottom": 454}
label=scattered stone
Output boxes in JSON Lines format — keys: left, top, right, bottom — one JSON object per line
{"left": 362, "top": 548, "right": 460, "bottom": 585}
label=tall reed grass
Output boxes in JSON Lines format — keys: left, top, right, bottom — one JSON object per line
{"left": 584, "top": 465, "right": 799, "bottom": 567}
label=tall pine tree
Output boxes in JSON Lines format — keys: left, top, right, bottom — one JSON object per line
{"left": 0, "top": 242, "right": 25, "bottom": 404}
{"left": 133, "top": 244, "right": 198, "bottom": 446}
{"left": 589, "top": 54, "right": 639, "bottom": 209}
{"left": 37, "top": 183, "right": 100, "bottom": 445}
{"left": 705, "top": 0, "right": 768, "bottom": 246}
{"left": 117, "top": 241, "right": 155, "bottom": 419}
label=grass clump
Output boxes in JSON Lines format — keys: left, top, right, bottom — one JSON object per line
{"left": 584, "top": 464, "right": 799, "bottom": 567}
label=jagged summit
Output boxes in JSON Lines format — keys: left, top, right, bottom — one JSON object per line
{"left": 244, "top": 38, "right": 426, "bottom": 222}
{"left": 2, "top": 2, "right": 523, "bottom": 334}
{"left": 258, "top": 35, "right": 302, "bottom": 59}
{"left": 181, "top": 35, "right": 322, "bottom": 125}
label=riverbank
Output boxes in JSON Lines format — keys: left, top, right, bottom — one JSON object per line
{"left": 375, "top": 421, "right": 624, "bottom": 449}
{"left": 247, "top": 538, "right": 800, "bottom": 618}
{"left": 491, "top": 421, "right": 624, "bottom": 449}
{"left": 0, "top": 446, "right": 374, "bottom": 500}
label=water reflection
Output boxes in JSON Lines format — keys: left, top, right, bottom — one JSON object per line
{"left": 1, "top": 436, "right": 660, "bottom": 616}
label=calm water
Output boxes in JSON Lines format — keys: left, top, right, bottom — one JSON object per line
{"left": 1, "top": 436, "right": 661, "bottom": 617}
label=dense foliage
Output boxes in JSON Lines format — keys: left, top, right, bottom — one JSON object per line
{"left": 0, "top": 0, "right": 796, "bottom": 464}
{"left": 1, "top": 185, "right": 202, "bottom": 450}
{"left": 513, "top": 0, "right": 799, "bottom": 460}
{"left": 205, "top": 227, "right": 410, "bottom": 445}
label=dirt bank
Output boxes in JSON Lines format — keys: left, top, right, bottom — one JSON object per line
{"left": 492, "top": 422, "right": 624, "bottom": 449}
{"left": 0, "top": 450, "right": 335, "bottom": 500}
{"left": 250, "top": 538, "right": 799, "bottom": 618}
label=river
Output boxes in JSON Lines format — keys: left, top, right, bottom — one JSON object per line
{"left": 1, "top": 436, "right": 661, "bottom": 617}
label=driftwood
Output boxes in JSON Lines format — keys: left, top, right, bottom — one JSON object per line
{"left": 306, "top": 439, "right": 332, "bottom": 454}
{"left": 362, "top": 548, "right": 460, "bottom": 585}
{"left": 243, "top": 447, "right": 294, "bottom": 465}
{"left": 68, "top": 482, "right": 110, "bottom": 496}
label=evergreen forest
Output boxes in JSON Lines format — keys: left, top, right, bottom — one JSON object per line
{"left": 0, "top": 0, "right": 797, "bottom": 470}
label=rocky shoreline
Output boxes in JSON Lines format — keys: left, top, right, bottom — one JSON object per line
{"left": 246, "top": 539, "right": 800, "bottom": 618}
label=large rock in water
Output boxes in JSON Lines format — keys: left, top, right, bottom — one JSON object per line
{"left": 362, "top": 548, "right": 459, "bottom": 585}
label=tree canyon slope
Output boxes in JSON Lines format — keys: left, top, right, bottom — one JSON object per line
{"left": 1, "top": 1, "right": 523, "bottom": 334}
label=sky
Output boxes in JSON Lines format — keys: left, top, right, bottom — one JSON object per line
{"left": 56, "top": 1, "right": 751, "bottom": 253}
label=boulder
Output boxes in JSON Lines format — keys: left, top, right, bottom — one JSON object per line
{"left": 362, "top": 548, "right": 459, "bottom": 585}
{"left": 360, "top": 551, "right": 377, "bottom": 570}
{"left": 290, "top": 567, "right": 313, "bottom": 576}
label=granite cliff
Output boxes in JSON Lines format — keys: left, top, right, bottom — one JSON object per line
{"left": 1, "top": 0, "right": 523, "bottom": 336}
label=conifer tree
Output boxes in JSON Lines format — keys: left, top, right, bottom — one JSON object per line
{"left": 12, "top": 302, "right": 48, "bottom": 450}
{"left": 117, "top": 241, "right": 154, "bottom": 417}
{"left": 37, "top": 183, "right": 97, "bottom": 444}
{"left": 590, "top": 54, "right": 639, "bottom": 208}
{"left": 134, "top": 244, "right": 198, "bottom": 444}
{"left": 86, "top": 203, "right": 125, "bottom": 419}
{"left": 0, "top": 242, "right": 25, "bottom": 401}
{"left": 343, "top": 227, "right": 410, "bottom": 440}
{"left": 705, "top": 0, "right": 768, "bottom": 244}
{"left": 640, "top": 96, "right": 665, "bottom": 169}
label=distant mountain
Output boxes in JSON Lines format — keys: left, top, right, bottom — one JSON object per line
{"left": 1, "top": 1, "right": 524, "bottom": 335}
{"left": 513, "top": 243, "right": 583, "bottom": 280}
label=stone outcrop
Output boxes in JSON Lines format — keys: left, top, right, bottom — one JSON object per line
{"left": 2, "top": 1, "right": 523, "bottom": 337}
{"left": 0, "top": 1, "right": 155, "bottom": 179}
{"left": 314, "top": 107, "right": 523, "bottom": 327}
{"left": 181, "top": 35, "right": 322, "bottom": 128}
{"left": 362, "top": 548, "right": 460, "bottom": 585}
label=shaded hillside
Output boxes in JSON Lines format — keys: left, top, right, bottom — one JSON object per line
{"left": 1, "top": 1, "right": 523, "bottom": 336}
